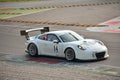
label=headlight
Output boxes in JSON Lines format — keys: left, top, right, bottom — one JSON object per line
{"left": 78, "top": 45, "right": 86, "bottom": 50}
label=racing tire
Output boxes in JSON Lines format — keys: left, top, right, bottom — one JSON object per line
{"left": 65, "top": 48, "right": 75, "bottom": 61}
{"left": 28, "top": 43, "right": 38, "bottom": 57}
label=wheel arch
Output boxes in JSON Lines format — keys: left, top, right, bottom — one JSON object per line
{"left": 27, "top": 42, "right": 37, "bottom": 50}
{"left": 64, "top": 47, "right": 76, "bottom": 58}
{"left": 27, "top": 42, "right": 38, "bottom": 56}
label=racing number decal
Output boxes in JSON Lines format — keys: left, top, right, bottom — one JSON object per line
{"left": 54, "top": 45, "right": 58, "bottom": 53}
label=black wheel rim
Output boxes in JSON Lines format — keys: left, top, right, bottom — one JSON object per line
{"left": 66, "top": 49, "right": 74, "bottom": 61}
{"left": 29, "top": 44, "right": 37, "bottom": 56}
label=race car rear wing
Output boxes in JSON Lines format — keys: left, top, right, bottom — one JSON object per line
{"left": 20, "top": 27, "right": 49, "bottom": 40}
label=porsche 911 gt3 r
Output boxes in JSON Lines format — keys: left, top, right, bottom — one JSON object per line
{"left": 20, "top": 27, "right": 109, "bottom": 61}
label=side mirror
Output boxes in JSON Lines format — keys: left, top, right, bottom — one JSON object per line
{"left": 53, "top": 40, "right": 59, "bottom": 44}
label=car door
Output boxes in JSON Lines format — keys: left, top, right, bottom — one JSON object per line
{"left": 53, "top": 41, "right": 64, "bottom": 57}
{"left": 37, "top": 34, "right": 63, "bottom": 57}
{"left": 46, "top": 34, "right": 63, "bottom": 56}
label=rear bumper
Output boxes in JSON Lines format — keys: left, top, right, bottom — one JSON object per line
{"left": 25, "top": 49, "right": 29, "bottom": 53}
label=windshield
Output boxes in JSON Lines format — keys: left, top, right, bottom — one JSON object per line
{"left": 60, "top": 32, "right": 83, "bottom": 42}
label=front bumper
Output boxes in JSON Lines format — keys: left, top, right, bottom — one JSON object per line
{"left": 75, "top": 46, "right": 109, "bottom": 60}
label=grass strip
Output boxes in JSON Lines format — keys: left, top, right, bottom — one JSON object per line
{"left": 0, "top": 8, "right": 51, "bottom": 19}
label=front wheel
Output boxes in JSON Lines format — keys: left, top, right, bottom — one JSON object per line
{"left": 28, "top": 43, "right": 38, "bottom": 57}
{"left": 65, "top": 48, "right": 75, "bottom": 61}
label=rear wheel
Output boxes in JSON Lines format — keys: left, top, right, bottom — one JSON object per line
{"left": 28, "top": 43, "right": 38, "bottom": 57}
{"left": 65, "top": 48, "right": 75, "bottom": 61}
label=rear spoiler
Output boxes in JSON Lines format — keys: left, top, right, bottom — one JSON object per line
{"left": 20, "top": 27, "right": 49, "bottom": 40}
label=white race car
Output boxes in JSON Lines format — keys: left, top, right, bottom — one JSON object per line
{"left": 20, "top": 27, "right": 109, "bottom": 61}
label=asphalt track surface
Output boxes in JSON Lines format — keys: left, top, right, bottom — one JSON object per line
{"left": 0, "top": 0, "right": 120, "bottom": 66}
{"left": 0, "top": 21, "right": 120, "bottom": 67}
{"left": 0, "top": 0, "right": 120, "bottom": 80}
{"left": 0, "top": 0, "right": 120, "bottom": 8}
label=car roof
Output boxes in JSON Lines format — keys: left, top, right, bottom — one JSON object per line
{"left": 45, "top": 30, "right": 74, "bottom": 36}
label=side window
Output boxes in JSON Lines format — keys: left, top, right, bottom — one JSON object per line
{"left": 38, "top": 34, "right": 48, "bottom": 40}
{"left": 39, "top": 34, "right": 60, "bottom": 42}
{"left": 38, "top": 35, "right": 44, "bottom": 40}
{"left": 48, "top": 34, "right": 59, "bottom": 42}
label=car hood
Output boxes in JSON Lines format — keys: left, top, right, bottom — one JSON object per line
{"left": 69, "top": 39, "right": 96, "bottom": 44}
{"left": 69, "top": 39, "right": 104, "bottom": 48}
